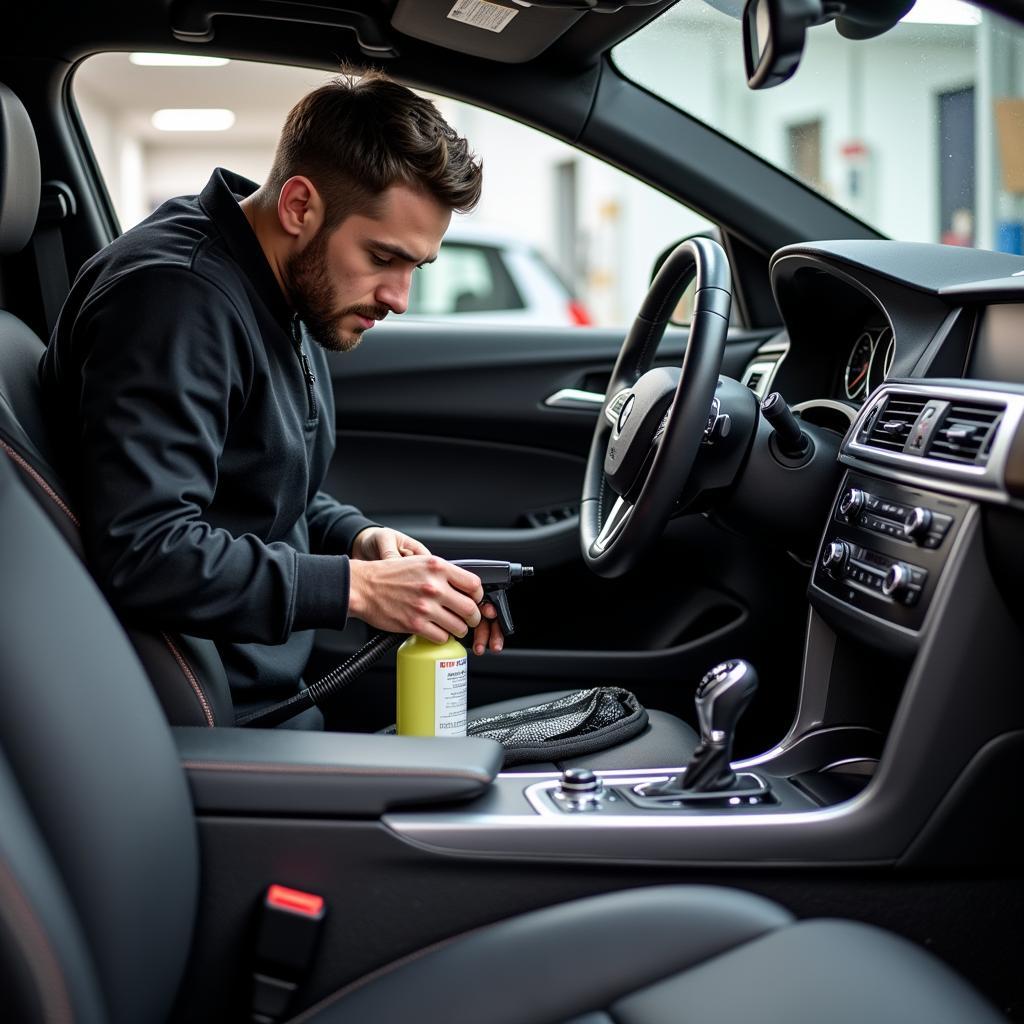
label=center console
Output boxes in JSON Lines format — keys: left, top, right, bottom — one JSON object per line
{"left": 374, "top": 381, "right": 1024, "bottom": 868}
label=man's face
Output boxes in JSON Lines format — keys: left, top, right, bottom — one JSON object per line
{"left": 284, "top": 183, "right": 451, "bottom": 352}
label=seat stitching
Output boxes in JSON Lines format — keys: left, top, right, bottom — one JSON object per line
{"left": 1, "top": 441, "right": 217, "bottom": 726}
{"left": 0, "top": 856, "right": 75, "bottom": 1024}
{"left": 182, "top": 759, "right": 492, "bottom": 784}
{"left": 160, "top": 633, "right": 215, "bottom": 728}
{"left": 0, "top": 439, "right": 79, "bottom": 527}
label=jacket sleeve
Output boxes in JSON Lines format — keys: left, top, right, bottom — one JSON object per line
{"left": 72, "top": 267, "right": 348, "bottom": 643}
{"left": 306, "top": 491, "right": 377, "bottom": 556}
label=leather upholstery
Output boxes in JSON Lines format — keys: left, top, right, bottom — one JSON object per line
{"left": 611, "top": 918, "right": 1007, "bottom": 1024}
{"left": 0, "top": 455, "right": 199, "bottom": 1024}
{"left": 0, "top": 752, "right": 107, "bottom": 1024}
{"left": 293, "top": 885, "right": 1005, "bottom": 1024}
{"left": 175, "top": 726, "right": 503, "bottom": 815}
{"left": 0, "top": 82, "right": 39, "bottom": 254}
{"left": 294, "top": 886, "right": 792, "bottom": 1023}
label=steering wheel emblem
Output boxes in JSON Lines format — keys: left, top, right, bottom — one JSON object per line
{"left": 617, "top": 394, "right": 636, "bottom": 434}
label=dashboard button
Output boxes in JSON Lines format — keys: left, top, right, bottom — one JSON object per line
{"left": 821, "top": 541, "right": 850, "bottom": 578}
{"left": 839, "top": 488, "right": 866, "bottom": 517}
{"left": 882, "top": 562, "right": 911, "bottom": 599}
{"left": 903, "top": 506, "right": 933, "bottom": 542}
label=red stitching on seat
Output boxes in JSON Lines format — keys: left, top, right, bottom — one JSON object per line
{"left": 161, "top": 633, "right": 216, "bottom": 728}
{"left": 2, "top": 442, "right": 216, "bottom": 727}
{"left": 0, "top": 438, "right": 79, "bottom": 527}
{"left": 0, "top": 856, "right": 75, "bottom": 1024}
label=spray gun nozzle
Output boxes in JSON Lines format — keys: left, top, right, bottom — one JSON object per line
{"left": 451, "top": 559, "right": 534, "bottom": 636}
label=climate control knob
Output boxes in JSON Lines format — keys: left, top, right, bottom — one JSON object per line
{"left": 839, "top": 487, "right": 866, "bottom": 518}
{"left": 903, "top": 506, "right": 933, "bottom": 542}
{"left": 821, "top": 540, "right": 850, "bottom": 578}
{"left": 882, "top": 562, "right": 911, "bottom": 599}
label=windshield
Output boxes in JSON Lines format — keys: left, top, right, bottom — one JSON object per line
{"left": 613, "top": 0, "right": 1024, "bottom": 253}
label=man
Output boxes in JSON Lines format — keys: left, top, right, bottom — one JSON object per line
{"left": 40, "top": 69, "right": 501, "bottom": 723}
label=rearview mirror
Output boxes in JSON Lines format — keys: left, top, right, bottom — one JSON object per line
{"left": 742, "top": 0, "right": 823, "bottom": 89}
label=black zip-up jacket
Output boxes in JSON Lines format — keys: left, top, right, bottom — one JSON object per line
{"left": 39, "top": 168, "right": 375, "bottom": 699}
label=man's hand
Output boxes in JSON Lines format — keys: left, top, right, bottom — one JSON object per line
{"left": 473, "top": 602, "right": 504, "bottom": 655}
{"left": 350, "top": 525, "right": 429, "bottom": 561}
{"left": 349, "top": 526, "right": 505, "bottom": 651}
{"left": 349, "top": 555, "right": 485, "bottom": 644}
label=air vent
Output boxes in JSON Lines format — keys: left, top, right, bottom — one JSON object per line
{"left": 742, "top": 359, "right": 779, "bottom": 398}
{"left": 862, "top": 394, "right": 928, "bottom": 452}
{"left": 925, "top": 401, "right": 1003, "bottom": 466}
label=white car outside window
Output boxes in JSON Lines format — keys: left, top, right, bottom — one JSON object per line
{"left": 404, "top": 222, "right": 592, "bottom": 326}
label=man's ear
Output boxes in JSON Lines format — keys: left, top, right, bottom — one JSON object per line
{"left": 277, "top": 176, "right": 324, "bottom": 242}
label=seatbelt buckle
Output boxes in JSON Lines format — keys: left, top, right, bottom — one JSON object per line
{"left": 251, "top": 884, "right": 327, "bottom": 1024}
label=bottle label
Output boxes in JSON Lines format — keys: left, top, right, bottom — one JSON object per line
{"left": 434, "top": 656, "right": 468, "bottom": 737}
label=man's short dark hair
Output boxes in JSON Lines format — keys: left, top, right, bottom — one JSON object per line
{"left": 264, "top": 67, "right": 482, "bottom": 226}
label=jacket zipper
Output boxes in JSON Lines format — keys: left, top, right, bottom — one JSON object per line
{"left": 290, "top": 315, "right": 317, "bottom": 421}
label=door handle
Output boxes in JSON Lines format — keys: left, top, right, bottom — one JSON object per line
{"left": 543, "top": 388, "right": 604, "bottom": 410}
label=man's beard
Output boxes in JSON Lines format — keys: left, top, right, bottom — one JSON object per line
{"left": 284, "top": 229, "right": 386, "bottom": 353}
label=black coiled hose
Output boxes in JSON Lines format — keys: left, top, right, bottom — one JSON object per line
{"left": 235, "top": 631, "right": 404, "bottom": 728}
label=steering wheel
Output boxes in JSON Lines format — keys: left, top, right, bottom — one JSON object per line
{"left": 580, "top": 236, "right": 732, "bottom": 578}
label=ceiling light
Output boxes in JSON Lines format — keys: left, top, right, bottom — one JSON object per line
{"left": 900, "top": 0, "right": 981, "bottom": 26}
{"left": 130, "top": 53, "right": 230, "bottom": 67}
{"left": 151, "top": 108, "right": 236, "bottom": 132}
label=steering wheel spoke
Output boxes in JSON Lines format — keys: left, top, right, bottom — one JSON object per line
{"left": 592, "top": 495, "right": 634, "bottom": 554}
{"left": 604, "top": 388, "right": 633, "bottom": 427}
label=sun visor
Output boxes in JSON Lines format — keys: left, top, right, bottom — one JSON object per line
{"left": 392, "top": 0, "right": 585, "bottom": 62}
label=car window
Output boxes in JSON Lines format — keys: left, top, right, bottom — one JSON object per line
{"left": 613, "top": 0, "right": 1024, "bottom": 253}
{"left": 409, "top": 243, "right": 524, "bottom": 316}
{"left": 72, "top": 54, "right": 714, "bottom": 328}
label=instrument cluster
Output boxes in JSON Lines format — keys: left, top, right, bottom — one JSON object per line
{"left": 842, "top": 324, "right": 895, "bottom": 403}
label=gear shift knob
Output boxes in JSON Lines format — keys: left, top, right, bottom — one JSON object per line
{"left": 695, "top": 659, "right": 758, "bottom": 743}
{"left": 684, "top": 659, "right": 758, "bottom": 792}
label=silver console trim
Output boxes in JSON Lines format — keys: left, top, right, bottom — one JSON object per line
{"left": 384, "top": 778, "right": 878, "bottom": 866}
{"left": 792, "top": 399, "right": 858, "bottom": 428}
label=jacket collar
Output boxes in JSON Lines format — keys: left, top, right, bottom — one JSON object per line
{"left": 199, "top": 167, "right": 293, "bottom": 327}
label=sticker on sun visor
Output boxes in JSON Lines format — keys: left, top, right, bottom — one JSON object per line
{"left": 447, "top": 0, "right": 518, "bottom": 33}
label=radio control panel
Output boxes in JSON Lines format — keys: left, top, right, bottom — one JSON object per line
{"left": 812, "top": 473, "right": 967, "bottom": 633}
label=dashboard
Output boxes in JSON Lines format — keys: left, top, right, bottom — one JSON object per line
{"left": 733, "top": 240, "right": 1024, "bottom": 645}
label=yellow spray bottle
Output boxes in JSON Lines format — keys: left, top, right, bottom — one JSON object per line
{"left": 394, "top": 560, "right": 533, "bottom": 738}
{"left": 396, "top": 634, "right": 469, "bottom": 737}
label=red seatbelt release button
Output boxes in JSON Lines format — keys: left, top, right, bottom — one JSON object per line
{"left": 252, "top": 885, "right": 326, "bottom": 1023}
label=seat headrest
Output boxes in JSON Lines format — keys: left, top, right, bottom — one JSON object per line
{"left": 0, "top": 82, "right": 41, "bottom": 254}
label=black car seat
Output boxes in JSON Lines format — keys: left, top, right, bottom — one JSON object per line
{"left": 0, "top": 83, "right": 234, "bottom": 729}
{"left": 0, "top": 81, "right": 696, "bottom": 769}
{"left": 0, "top": 402, "right": 1007, "bottom": 1024}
